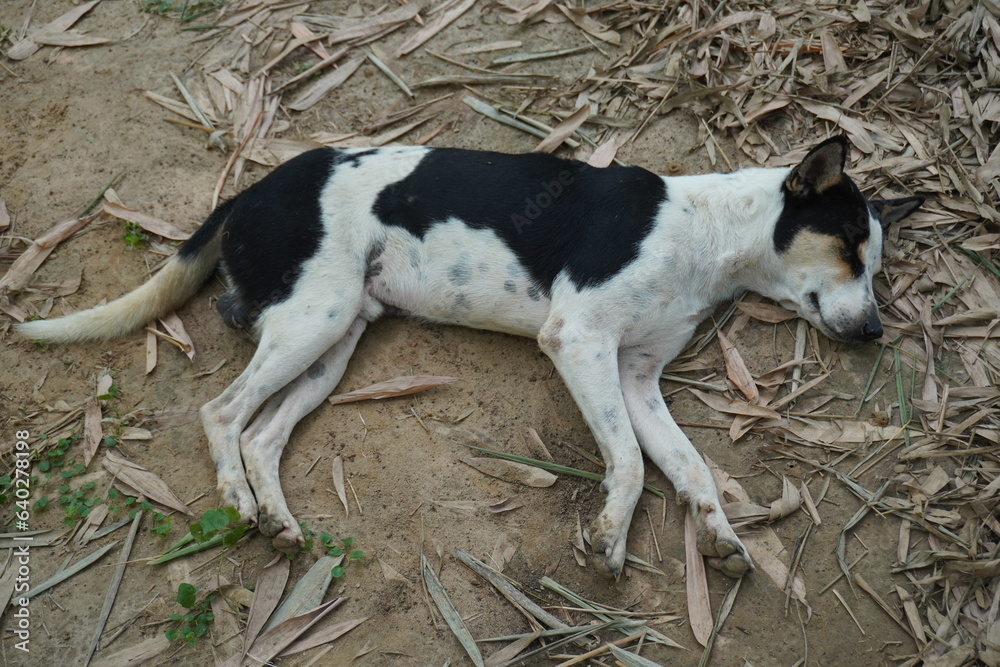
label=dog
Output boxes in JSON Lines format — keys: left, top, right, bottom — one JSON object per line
{"left": 15, "top": 136, "right": 923, "bottom": 579}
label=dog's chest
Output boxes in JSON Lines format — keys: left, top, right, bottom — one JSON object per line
{"left": 367, "top": 221, "right": 552, "bottom": 336}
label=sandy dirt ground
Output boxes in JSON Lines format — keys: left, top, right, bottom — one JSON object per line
{"left": 0, "top": 2, "right": 948, "bottom": 666}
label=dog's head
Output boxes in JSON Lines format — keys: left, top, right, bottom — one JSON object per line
{"left": 769, "top": 136, "right": 923, "bottom": 343}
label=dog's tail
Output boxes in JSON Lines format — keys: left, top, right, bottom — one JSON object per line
{"left": 14, "top": 200, "right": 233, "bottom": 344}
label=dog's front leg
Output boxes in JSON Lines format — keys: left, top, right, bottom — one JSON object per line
{"left": 538, "top": 316, "right": 643, "bottom": 579}
{"left": 619, "top": 345, "right": 753, "bottom": 577}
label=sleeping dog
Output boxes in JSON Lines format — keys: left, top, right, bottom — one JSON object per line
{"left": 16, "top": 136, "right": 922, "bottom": 578}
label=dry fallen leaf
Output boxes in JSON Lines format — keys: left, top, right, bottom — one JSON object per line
{"left": 102, "top": 450, "right": 193, "bottom": 516}
{"left": 460, "top": 457, "right": 557, "bottom": 487}
{"left": 327, "top": 375, "right": 457, "bottom": 405}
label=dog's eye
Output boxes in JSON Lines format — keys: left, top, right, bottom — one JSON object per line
{"left": 808, "top": 292, "right": 820, "bottom": 311}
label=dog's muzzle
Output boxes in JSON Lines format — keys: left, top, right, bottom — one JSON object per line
{"left": 848, "top": 304, "right": 883, "bottom": 342}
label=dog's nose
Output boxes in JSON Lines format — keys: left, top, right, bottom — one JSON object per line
{"left": 859, "top": 308, "right": 883, "bottom": 341}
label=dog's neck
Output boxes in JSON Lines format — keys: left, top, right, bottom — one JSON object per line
{"left": 663, "top": 167, "right": 793, "bottom": 306}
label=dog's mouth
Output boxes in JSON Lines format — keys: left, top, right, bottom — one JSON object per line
{"left": 783, "top": 292, "right": 856, "bottom": 343}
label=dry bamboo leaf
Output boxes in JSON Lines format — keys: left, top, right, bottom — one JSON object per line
{"left": 23, "top": 540, "right": 119, "bottom": 599}
{"left": 96, "top": 371, "right": 114, "bottom": 404}
{"left": 396, "top": 0, "right": 477, "bottom": 57}
{"left": 327, "top": 4, "right": 422, "bottom": 45}
{"left": 488, "top": 498, "right": 523, "bottom": 513}
{"left": 243, "top": 555, "right": 290, "bottom": 658}
{"left": 499, "top": 0, "right": 554, "bottom": 25}
{"left": 276, "top": 617, "right": 367, "bottom": 658}
{"left": 90, "top": 636, "right": 170, "bottom": 667}
{"left": 422, "top": 554, "right": 485, "bottom": 667}
{"left": 263, "top": 557, "right": 341, "bottom": 632}
{"left": 102, "top": 450, "right": 193, "bottom": 516}
{"left": 490, "top": 533, "right": 517, "bottom": 573}
{"left": 535, "top": 105, "right": 591, "bottom": 153}
{"left": 688, "top": 388, "right": 779, "bottom": 419}
{"left": 146, "top": 330, "right": 158, "bottom": 375}
{"left": 288, "top": 56, "right": 365, "bottom": 112}
{"left": 102, "top": 202, "right": 190, "bottom": 241}
{"left": 684, "top": 511, "right": 713, "bottom": 647}
{"left": 158, "top": 312, "right": 196, "bottom": 360}
{"left": 331, "top": 455, "right": 350, "bottom": 517}
{"left": 819, "top": 31, "right": 847, "bottom": 73}
{"left": 327, "top": 374, "right": 457, "bottom": 405}
{"left": 243, "top": 598, "right": 342, "bottom": 666}
{"left": 768, "top": 476, "right": 801, "bottom": 521}
{"left": 717, "top": 330, "right": 759, "bottom": 403}
{"left": 6, "top": 0, "right": 102, "bottom": 60}
{"left": 796, "top": 100, "right": 875, "bottom": 153}
{"left": 0, "top": 200, "right": 8, "bottom": 231}
{"left": 587, "top": 136, "right": 619, "bottom": 167}
{"left": 450, "top": 40, "right": 522, "bottom": 55}
{"left": 33, "top": 31, "right": 112, "bottom": 48}
{"left": 555, "top": 4, "right": 621, "bottom": 45}
{"left": 380, "top": 558, "right": 410, "bottom": 584}
{"left": 461, "top": 457, "right": 557, "bottom": 487}
{"left": 0, "top": 213, "right": 98, "bottom": 292}
{"left": 81, "top": 402, "right": 103, "bottom": 467}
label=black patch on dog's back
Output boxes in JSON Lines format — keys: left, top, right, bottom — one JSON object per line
{"left": 774, "top": 175, "right": 870, "bottom": 277}
{"left": 216, "top": 149, "right": 346, "bottom": 326}
{"left": 372, "top": 149, "right": 667, "bottom": 293}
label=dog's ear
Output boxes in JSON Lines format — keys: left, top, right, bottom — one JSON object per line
{"left": 872, "top": 195, "right": 925, "bottom": 229}
{"left": 785, "top": 136, "right": 848, "bottom": 196}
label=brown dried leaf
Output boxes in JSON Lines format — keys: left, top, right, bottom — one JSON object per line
{"left": 327, "top": 375, "right": 457, "bottom": 405}
{"left": 717, "top": 330, "right": 759, "bottom": 403}
{"left": 102, "top": 450, "right": 193, "bottom": 515}
{"left": 243, "top": 556, "right": 290, "bottom": 657}
{"left": 535, "top": 105, "right": 590, "bottom": 153}
{"left": 688, "top": 388, "right": 779, "bottom": 419}
{"left": 332, "top": 455, "right": 349, "bottom": 517}
{"left": 684, "top": 511, "right": 712, "bottom": 647}
{"left": 102, "top": 202, "right": 190, "bottom": 241}
{"left": 396, "top": 0, "right": 477, "bottom": 57}
{"left": 0, "top": 213, "right": 98, "bottom": 292}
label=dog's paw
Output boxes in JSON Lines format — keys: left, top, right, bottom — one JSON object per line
{"left": 692, "top": 500, "right": 753, "bottom": 578}
{"left": 259, "top": 509, "right": 304, "bottom": 553}
{"left": 218, "top": 481, "right": 258, "bottom": 523}
{"left": 589, "top": 516, "right": 628, "bottom": 580}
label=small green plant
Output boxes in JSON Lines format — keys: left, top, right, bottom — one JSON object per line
{"left": 191, "top": 507, "right": 248, "bottom": 545}
{"left": 122, "top": 222, "right": 148, "bottom": 250}
{"left": 151, "top": 509, "right": 174, "bottom": 537}
{"left": 165, "top": 583, "right": 215, "bottom": 644}
{"left": 319, "top": 534, "right": 364, "bottom": 577}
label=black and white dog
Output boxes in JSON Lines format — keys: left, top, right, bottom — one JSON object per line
{"left": 16, "top": 136, "right": 922, "bottom": 578}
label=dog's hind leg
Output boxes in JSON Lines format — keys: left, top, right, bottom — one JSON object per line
{"left": 239, "top": 315, "right": 368, "bottom": 552}
{"left": 199, "top": 290, "right": 365, "bottom": 525}
{"left": 538, "top": 314, "right": 644, "bottom": 580}
{"left": 618, "top": 345, "right": 753, "bottom": 577}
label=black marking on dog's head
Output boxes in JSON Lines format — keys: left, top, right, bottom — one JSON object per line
{"left": 372, "top": 149, "right": 667, "bottom": 294}
{"left": 774, "top": 137, "right": 870, "bottom": 277}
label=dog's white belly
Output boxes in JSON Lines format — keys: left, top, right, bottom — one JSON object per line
{"left": 368, "top": 220, "right": 552, "bottom": 337}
